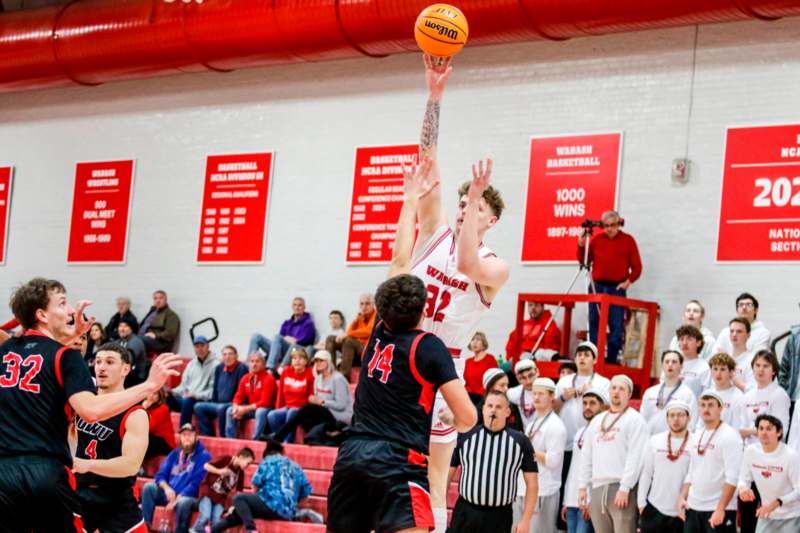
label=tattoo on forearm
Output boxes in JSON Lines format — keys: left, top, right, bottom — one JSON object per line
{"left": 420, "top": 99, "right": 440, "bottom": 153}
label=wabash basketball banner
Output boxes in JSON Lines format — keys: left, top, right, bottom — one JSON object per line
{"left": 0, "top": 167, "right": 12, "bottom": 265}
{"left": 717, "top": 124, "right": 800, "bottom": 262}
{"left": 196, "top": 153, "right": 272, "bottom": 263}
{"left": 67, "top": 160, "right": 134, "bottom": 263}
{"left": 521, "top": 132, "right": 622, "bottom": 263}
{"left": 346, "top": 145, "right": 419, "bottom": 264}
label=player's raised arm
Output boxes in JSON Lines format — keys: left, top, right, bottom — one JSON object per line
{"left": 416, "top": 55, "right": 451, "bottom": 242}
{"left": 389, "top": 156, "right": 438, "bottom": 277}
{"left": 456, "top": 159, "right": 510, "bottom": 291}
{"left": 439, "top": 379, "right": 477, "bottom": 432}
{"left": 72, "top": 409, "right": 148, "bottom": 478}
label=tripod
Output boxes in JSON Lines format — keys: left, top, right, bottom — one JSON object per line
{"left": 528, "top": 226, "right": 597, "bottom": 359}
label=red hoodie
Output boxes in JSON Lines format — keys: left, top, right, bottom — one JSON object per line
{"left": 276, "top": 366, "right": 314, "bottom": 409}
{"left": 147, "top": 403, "right": 176, "bottom": 448}
{"left": 505, "top": 310, "right": 562, "bottom": 364}
{"left": 233, "top": 370, "right": 277, "bottom": 409}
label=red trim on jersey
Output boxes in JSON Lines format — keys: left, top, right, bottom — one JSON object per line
{"left": 447, "top": 348, "right": 462, "bottom": 357}
{"left": 430, "top": 427, "right": 456, "bottom": 436}
{"left": 123, "top": 520, "right": 148, "bottom": 533}
{"left": 411, "top": 228, "right": 452, "bottom": 270}
{"left": 407, "top": 449, "right": 428, "bottom": 467}
{"left": 474, "top": 282, "right": 491, "bottom": 308}
{"left": 23, "top": 328, "right": 48, "bottom": 338}
{"left": 408, "top": 481, "right": 435, "bottom": 530}
{"left": 1, "top": 318, "right": 19, "bottom": 330}
{"left": 119, "top": 405, "right": 146, "bottom": 441}
{"left": 72, "top": 513, "right": 84, "bottom": 533}
{"left": 54, "top": 346, "right": 69, "bottom": 387}
{"left": 408, "top": 332, "right": 435, "bottom": 413}
{"left": 449, "top": 233, "right": 456, "bottom": 255}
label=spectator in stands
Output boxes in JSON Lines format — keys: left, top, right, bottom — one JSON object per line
{"left": 194, "top": 345, "right": 249, "bottom": 436}
{"left": 85, "top": 322, "right": 106, "bottom": 370}
{"left": 562, "top": 387, "right": 607, "bottom": 533}
{"left": 578, "top": 375, "right": 649, "bottom": 533}
{"left": 577, "top": 210, "right": 642, "bottom": 363}
{"left": 641, "top": 351, "right": 697, "bottom": 435}
{"left": 73, "top": 331, "right": 89, "bottom": 358}
{"left": 525, "top": 378, "right": 567, "bottom": 533}
{"left": 313, "top": 310, "right": 346, "bottom": 359}
{"left": 326, "top": 293, "right": 376, "bottom": 380}
{"left": 168, "top": 335, "right": 219, "bottom": 426}
{"left": 265, "top": 350, "right": 352, "bottom": 442}
{"left": 477, "top": 368, "right": 523, "bottom": 431}
{"left": 119, "top": 317, "right": 148, "bottom": 387}
{"left": 140, "top": 289, "right": 181, "bottom": 354}
{"left": 668, "top": 300, "right": 716, "bottom": 360}
{"left": 678, "top": 390, "right": 742, "bottom": 533}
{"left": 142, "top": 423, "right": 211, "bottom": 533}
{"left": 191, "top": 447, "right": 256, "bottom": 533}
{"left": 507, "top": 359, "right": 538, "bottom": 429}
{"left": 211, "top": 440, "right": 312, "bottom": 532}
{"left": 267, "top": 347, "right": 314, "bottom": 442}
{"left": 702, "top": 353, "right": 745, "bottom": 431}
{"left": 464, "top": 332, "right": 498, "bottom": 399}
{"left": 105, "top": 296, "right": 138, "bottom": 340}
{"left": 738, "top": 415, "right": 800, "bottom": 533}
{"left": 249, "top": 297, "right": 316, "bottom": 374}
{"left": 505, "top": 301, "right": 562, "bottom": 364}
{"left": 449, "top": 391, "right": 539, "bottom": 533}
{"left": 778, "top": 324, "right": 800, "bottom": 402}
{"left": 637, "top": 400, "right": 692, "bottom": 533}
{"left": 225, "top": 352, "right": 277, "bottom": 440}
{"left": 714, "top": 292, "right": 771, "bottom": 355}
{"left": 559, "top": 360, "right": 577, "bottom": 380}
{"left": 142, "top": 388, "right": 176, "bottom": 459}
{"left": 728, "top": 317, "right": 756, "bottom": 392}
{"left": 674, "top": 325, "right": 711, "bottom": 397}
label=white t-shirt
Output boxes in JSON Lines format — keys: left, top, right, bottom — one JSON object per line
{"left": 639, "top": 381, "right": 697, "bottom": 435}
{"left": 734, "top": 351, "right": 756, "bottom": 391}
{"left": 507, "top": 385, "right": 536, "bottom": 430}
{"left": 696, "top": 385, "right": 745, "bottom": 431}
{"left": 526, "top": 410, "right": 567, "bottom": 497}
{"left": 577, "top": 407, "right": 649, "bottom": 491}
{"left": 563, "top": 427, "right": 591, "bottom": 508}
{"left": 681, "top": 358, "right": 711, "bottom": 398}
{"left": 668, "top": 326, "right": 717, "bottom": 361}
{"left": 638, "top": 431, "right": 692, "bottom": 517}
{"left": 738, "top": 443, "right": 800, "bottom": 520}
{"left": 789, "top": 405, "right": 800, "bottom": 453}
{"left": 555, "top": 373, "right": 611, "bottom": 448}
{"left": 715, "top": 321, "right": 771, "bottom": 355}
{"left": 686, "top": 422, "right": 743, "bottom": 512}
{"left": 740, "top": 381, "right": 791, "bottom": 446}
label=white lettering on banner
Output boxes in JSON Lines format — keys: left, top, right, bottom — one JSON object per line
{"left": 752, "top": 177, "right": 800, "bottom": 207}
{"left": 219, "top": 218, "right": 230, "bottom": 225}
{"left": 546, "top": 157, "right": 601, "bottom": 168}
{"left": 768, "top": 227, "right": 800, "bottom": 253}
{"left": 90, "top": 220, "right": 107, "bottom": 229}
{"left": 218, "top": 162, "right": 257, "bottom": 171}
{"left": 0, "top": 184, "right": 5, "bottom": 191}
{"left": 210, "top": 191, "right": 260, "bottom": 199}
{"left": 780, "top": 147, "right": 800, "bottom": 158}
{"left": 357, "top": 194, "right": 404, "bottom": 203}
{"left": 353, "top": 205, "right": 365, "bottom": 212}
{"left": 555, "top": 145, "right": 593, "bottom": 155}
{"left": 372, "top": 204, "right": 386, "bottom": 212}
{"left": 369, "top": 154, "right": 417, "bottom": 165}
{"left": 82, "top": 210, "right": 116, "bottom": 219}
{"left": 361, "top": 167, "right": 381, "bottom": 176}
{"left": 218, "top": 227, "right": 229, "bottom": 235}
{"left": 220, "top": 208, "right": 230, "bottom": 215}
{"left": 350, "top": 242, "right": 362, "bottom": 249}
{"left": 352, "top": 214, "right": 366, "bottom": 221}
{"left": 90, "top": 169, "right": 116, "bottom": 178}
{"left": 367, "top": 185, "right": 404, "bottom": 194}
{"left": 205, "top": 208, "right": 216, "bottom": 215}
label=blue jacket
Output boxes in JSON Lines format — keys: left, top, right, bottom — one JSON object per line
{"left": 251, "top": 455, "right": 312, "bottom": 520}
{"left": 155, "top": 441, "right": 211, "bottom": 498}
{"left": 212, "top": 361, "right": 249, "bottom": 404}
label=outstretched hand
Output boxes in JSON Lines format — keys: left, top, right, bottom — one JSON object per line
{"left": 424, "top": 54, "right": 452, "bottom": 100}
{"left": 469, "top": 158, "right": 493, "bottom": 201}
{"left": 401, "top": 155, "right": 439, "bottom": 201}
{"left": 146, "top": 353, "right": 184, "bottom": 391}
{"left": 72, "top": 300, "right": 96, "bottom": 337}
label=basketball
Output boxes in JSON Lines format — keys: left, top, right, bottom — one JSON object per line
{"left": 414, "top": 4, "right": 469, "bottom": 57}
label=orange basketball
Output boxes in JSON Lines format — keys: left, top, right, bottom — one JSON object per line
{"left": 414, "top": 4, "right": 469, "bottom": 57}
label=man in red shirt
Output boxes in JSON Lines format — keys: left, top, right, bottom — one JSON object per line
{"left": 505, "top": 301, "right": 562, "bottom": 365}
{"left": 225, "top": 352, "right": 277, "bottom": 439}
{"left": 577, "top": 210, "right": 642, "bottom": 364}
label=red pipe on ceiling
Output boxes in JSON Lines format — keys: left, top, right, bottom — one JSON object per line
{"left": 0, "top": 0, "right": 798, "bottom": 93}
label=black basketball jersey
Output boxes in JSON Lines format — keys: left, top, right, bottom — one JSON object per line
{"left": 0, "top": 331, "right": 95, "bottom": 466}
{"left": 350, "top": 321, "right": 458, "bottom": 454}
{"left": 75, "top": 404, "right": 146, "bottom": 492}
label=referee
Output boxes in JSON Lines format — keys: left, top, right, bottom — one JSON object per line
{"left": 448, "top": 390, "right": 539, "bottom": 533}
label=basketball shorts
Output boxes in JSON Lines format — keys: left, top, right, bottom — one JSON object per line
{"left": 430, "top": 357, "right": 466, "bottom": 444}
{"left": 327, "top": 438, "right": 435, "bottom": 533}
{"left": 77, "top": 485, "right": 146, "bottom": 533}
{"left": 0, "top": 456, "right": 84, "bottom": 533}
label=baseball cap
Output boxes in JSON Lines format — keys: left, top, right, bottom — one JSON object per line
{"left": 665, "top": 400, "right": 691, "bottom": 416}
{"left": 532, "top": 377, "right": 556, "bottom": 392}
{"left": 482, "top": 368, "right": 506, "bottom": 391}
{"left": 700, "top": 389, "right": 724, "bottom": 406}
{"left": 179, "top": 423, "right": 197, "bottom": 433}
{"left": 575, "top": 341, "right": 598, "bottom": 358}
{"left": 611, "top": 374, "right": 634, "bottom": 393}
{"left": 514, "top": 359, "right": 536, "bottom": 374}
{"left": 583, "top": 386, "right": 609, "bottom": 405}
{"left": 192, "top": 335, "right": 209, "bottom": 345}
{"left": 313, "top": 350, "right": 332, "bottom": 362}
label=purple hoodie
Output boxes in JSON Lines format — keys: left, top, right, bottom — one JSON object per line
{"left": 279, "top": 312, "right": 316, "bottom": 346}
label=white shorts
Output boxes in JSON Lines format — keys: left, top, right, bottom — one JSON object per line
{"left": 429, "top": 357, "right": 466, "bottom": 444}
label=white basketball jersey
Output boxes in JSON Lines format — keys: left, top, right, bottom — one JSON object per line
{"left": 411, "top": 225, "right": 495, "bottom": 360}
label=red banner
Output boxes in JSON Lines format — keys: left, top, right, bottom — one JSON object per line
{"left": 0, "top": 167, "right": 12, "bottom": 264}
{"left": 346, "top": 145, "right": 419, "bottom": 263}
{"left": 196, "top": 153, "right": 272, "bottom": 263}
{"left": 521, "top": 132, "right": 622, "bottom": 263}
{"left": 67, "top": 160, "right": 134, "bottom": 263}
{"left": 717, "top": 124, "right": 800, "bottom": 261}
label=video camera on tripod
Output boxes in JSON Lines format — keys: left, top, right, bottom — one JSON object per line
{"left": 581, "top": 217, "right": 625, "bottom": 230}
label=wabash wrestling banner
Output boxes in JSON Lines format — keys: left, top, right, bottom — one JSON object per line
{"left": 0, "top": 166, "right": 12, "bottom": 264}
{"left": 67, "top": 160, "right": 134, "bottom": 263}
{"left": 196, "top": 153, "right": 273, "bottom": 264}
{"left": 521, "top": 132, "right": 622, "bottom": 263}
{"left": 717, "top": 124, "right": 800, "bottom": 262}
{"left": 346, "top": 145, "right": 419, "bottom": 264}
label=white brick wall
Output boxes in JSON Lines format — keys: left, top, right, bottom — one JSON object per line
{"left": 0, "top": 18, "right": 798, "bottom": 360}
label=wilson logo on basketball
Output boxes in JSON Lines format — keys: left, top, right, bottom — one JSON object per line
{"left": 423, "top": 20, "right": 458, "bottom": 40}
{"left": 434, "top": 7, "right": 458, "bottom": 19}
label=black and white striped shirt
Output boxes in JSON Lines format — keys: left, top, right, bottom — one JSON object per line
{"left": 451, "top": 425, "right": 537, "bottom": 506}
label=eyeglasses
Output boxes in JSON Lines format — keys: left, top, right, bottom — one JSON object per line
{"left": 737, "top": 302, "right": 755, "bottom": 309}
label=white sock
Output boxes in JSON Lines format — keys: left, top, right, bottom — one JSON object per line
{"left": 433, "top": 506, "right": 448, "bottom": 533}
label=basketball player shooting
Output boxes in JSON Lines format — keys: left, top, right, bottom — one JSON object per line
{"left": 391, "top": 54, "right": 510, "bottom": 532}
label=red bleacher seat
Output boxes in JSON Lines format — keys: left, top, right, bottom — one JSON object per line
{"left": 349, "top": 367, "right": 360, "bottom": 384}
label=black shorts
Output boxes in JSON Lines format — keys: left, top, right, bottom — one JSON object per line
{"left": 0, "top": 456, "right": 83, "bottom": 533}
{"left": 639, "top": 502, "right": 682, "bottom": 533}
{"left": 327, "top": 438, "right": 435, "bottom": 533}
{"left": 77, "top": 485, "right": 146, "bottom": 533}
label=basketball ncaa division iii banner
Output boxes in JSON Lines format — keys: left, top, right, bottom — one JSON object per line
{"left": 717, "top": 124, "right": 800, "bottom": 261}
{"left": 521, "top": 132, "right": 622, "bottom": 263}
